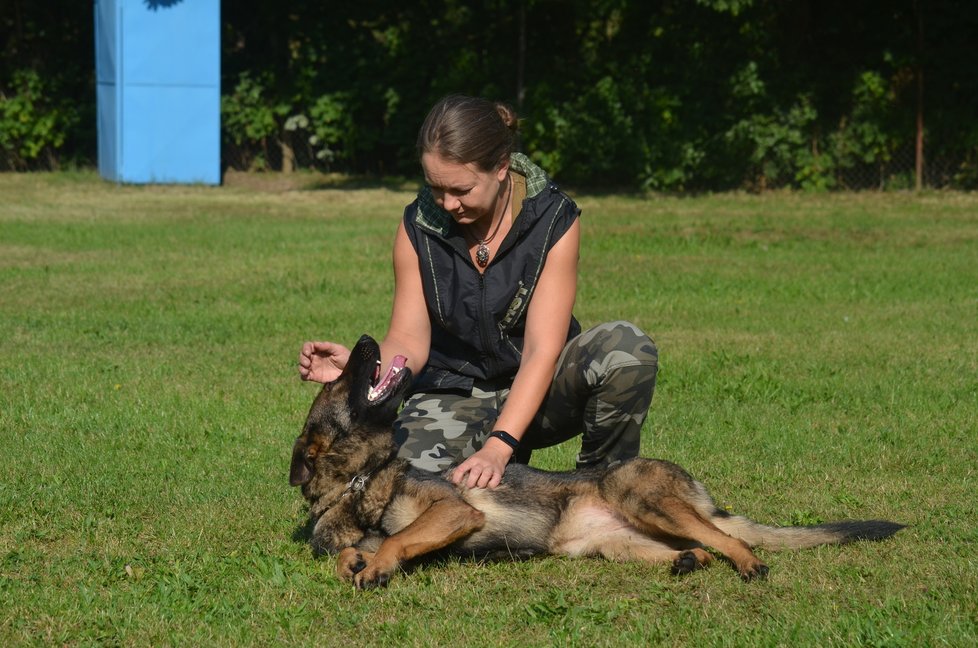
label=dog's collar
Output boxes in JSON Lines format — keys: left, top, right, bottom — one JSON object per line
{"left": 344, "top": 474, "right": 369, "bottom": 495}
{"left": 339, "top": 454, "right": 398, "bottom": 500}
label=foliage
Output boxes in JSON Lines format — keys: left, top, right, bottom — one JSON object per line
{"left": 220, "top": 73, "right": 290, "bottom": 171}
{"left": 827, "top": 71, "right": 905, "bottom": 189}
{"left": 1, "top": 0, "right": 94, "bottom": 169}
{"left": 2, "top": 0, "right": 977, "bottom": 188}
{"left": 531, "top": 76, "right": 647, "bottom": 187}
{"left": 307, "top": 92, "right": 356, "bottom": 166}
{"left": 726, "top": 94, "right": 821, "bottom": 190}
{"left": 0, "top": 69, "right": 80, "bottom": 170}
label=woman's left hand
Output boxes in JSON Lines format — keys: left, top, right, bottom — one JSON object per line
{"left": 451, "top": 441, "right": 511, "bottom": 489}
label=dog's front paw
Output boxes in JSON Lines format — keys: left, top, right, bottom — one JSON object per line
{"left": 336, "top": 547, "right": 372, "bottom": 582}
{"left": 353, "top": 562, "right": 395, "bottom": 590}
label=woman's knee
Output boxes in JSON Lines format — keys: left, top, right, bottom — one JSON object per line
{"left": 606, "top": 320, "right": 657, "bottom": 363}
{"left": 573, "top": 320, "right": 658, "bottom": 382}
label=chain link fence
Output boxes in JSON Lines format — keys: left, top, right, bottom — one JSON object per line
{"left": 837, "top": 143, "right": 973, "bottom": 191}
{"left": 221, "top": 128, "right": 976, "bottom": 191}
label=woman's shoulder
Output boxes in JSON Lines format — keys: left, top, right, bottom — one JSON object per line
{"left": 510, "top": 153, "right": 551, "bottom": 198}
{"left": 510, "top": 153, "right": 579, "bottom": 218}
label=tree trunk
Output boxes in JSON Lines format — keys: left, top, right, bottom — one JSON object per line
{"left": 516, "top": 1, "right": 526, "bottom": 111}
{"left": 281, "top": 139, "right": 295, "bottom": 173}
{"left": 914, "top": 0, "right": 924, "bottom": 191}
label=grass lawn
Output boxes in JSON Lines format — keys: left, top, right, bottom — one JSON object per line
{"left": 1, "top": 171, "right": 976, "bottom": 646}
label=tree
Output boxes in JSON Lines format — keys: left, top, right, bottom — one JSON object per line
{"left": 2, "top": 0, "right": 976, "bottom": 188}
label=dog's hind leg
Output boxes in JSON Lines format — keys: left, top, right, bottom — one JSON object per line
{"left": 595, "top": 535, "right": 714, "bottom": 575}
{"left": 604, "top": 460, "right": 769, "bottom": 580}
{"left": 354, "top": 497, "right": 485, "bottom": 589}
{"left": 551, "top": 496, "right": 715, "bottom": 574}
{"left": 625, "top": 496, "right": 768, "bottom": 580}
{"left": 669, "top": 547, "right": 714, "bottom": 575}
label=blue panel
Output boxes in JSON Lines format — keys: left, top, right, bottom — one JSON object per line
{"left": 96, "top": 83, "right": 119, "bottom": 180}
{"left": 95, "top": 0, "right": 118, "bottom": 85}
{"left": 95, "top": 0, "right": 120, "bottom": 181}
{"left": 95, "top": 0, "right": 220, "bottom": 185}
{"left": 121, "top": 85, "right": 220, "bottom": 184}
{"left": 121, "top": 1, "right": 220, "bottom": 87}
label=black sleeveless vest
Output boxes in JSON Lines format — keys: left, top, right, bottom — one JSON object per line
{"left": 403, "top": 153, "right": 581, "bottom": 394}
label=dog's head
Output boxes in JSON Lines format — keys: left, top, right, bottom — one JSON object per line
{"left": 289, "top": 335, "right": 412, "bottom": 487}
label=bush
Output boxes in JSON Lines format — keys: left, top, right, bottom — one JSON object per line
{"left": 220, "top": 73, "right": 289, "bottom": 171}
{"left": 527, "top": 77, "right": 646, "bottom": 187}
{"left": 221, "top": 77, "right": 365, "bottom": 172}
{"left": 307, "top": 92, "right": 356, "bottom": 168}
{"left": 725, "top": 95, "right": 824, "bottom": 190}
{"left": 828, "top": 71, "right": 904, "bottom": 189}
{"left": 0, "top": 69, "right": 80, "bottom": 171}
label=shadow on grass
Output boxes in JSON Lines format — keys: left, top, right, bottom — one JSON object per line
{"left": 221, "top": 168, "right": 419, "bottom": 193}
{"left": 291, "top": 515, "right": 314, "bottom": 547}
{"left": 303, "top": 175, "right": 419, "bottom": 193}
{"left": 219, "top": 168, "right": 733, "bottom": 199}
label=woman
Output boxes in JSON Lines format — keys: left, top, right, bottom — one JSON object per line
{"left": 299, "top": 95, "right": 658, "bottom": 489}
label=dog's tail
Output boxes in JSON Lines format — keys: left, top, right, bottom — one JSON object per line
{"left": 708, "top": 510, "right": 905, "bottom": 550}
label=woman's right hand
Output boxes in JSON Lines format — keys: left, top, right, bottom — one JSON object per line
{"left": 298, "top": 341, "right": 351, "bottom": 383}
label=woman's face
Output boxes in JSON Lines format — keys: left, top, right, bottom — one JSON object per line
{"left": 421, "top": 152, "right": 509, "bottom": 227}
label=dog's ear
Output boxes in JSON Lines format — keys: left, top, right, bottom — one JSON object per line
{"left": 289, "top": 439, "right": 314, "bottom": 486}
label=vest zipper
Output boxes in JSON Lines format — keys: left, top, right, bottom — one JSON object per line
{"left": 477, "top": 271, "right": 498, "bottom": 376}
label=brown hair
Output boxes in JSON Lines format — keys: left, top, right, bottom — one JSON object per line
{"left": 417, "top": 95, "right": 519, "bottom": 172}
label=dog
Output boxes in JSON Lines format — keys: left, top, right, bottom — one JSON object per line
{"left": 290, "top": 335, "right": 903, "bottom": 589}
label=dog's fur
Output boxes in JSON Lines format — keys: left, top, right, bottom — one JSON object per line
{"left": 290, "top": 335, "right": 903, "bottom": 588}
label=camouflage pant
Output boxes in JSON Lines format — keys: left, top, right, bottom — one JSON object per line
{"left": 393, "top": 321, "right": 658, "bottom": 472}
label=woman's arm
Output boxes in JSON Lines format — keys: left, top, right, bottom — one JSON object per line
{"left": 452, "top": 218, "right": 580, "bottom": 488}
{"left": 380, "top": 220, "right": 431, "bottom": 377}
{"left": 298, "top": 221, "right": 430, "bottom": 383}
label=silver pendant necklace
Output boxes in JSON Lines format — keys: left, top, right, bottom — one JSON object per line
{"left": 470, "top": 178, "right": 512, "bottom": 268}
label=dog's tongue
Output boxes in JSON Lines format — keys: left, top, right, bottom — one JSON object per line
{"left": 374, "top": 355, "right": 407, "bottom": 392}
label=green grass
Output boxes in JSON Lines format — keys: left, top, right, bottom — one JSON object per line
{"left": 1, "top": 171, "right": 976, "bottom": 646}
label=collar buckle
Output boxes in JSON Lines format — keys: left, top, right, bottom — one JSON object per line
{"left": 346, "top": 474, "right": 368, "bottom": 494}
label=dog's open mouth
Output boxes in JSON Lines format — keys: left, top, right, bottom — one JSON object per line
{"left": 367, "top": 355, "right": 408, "bottom": 402}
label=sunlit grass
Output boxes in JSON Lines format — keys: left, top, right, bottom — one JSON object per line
{"left": 1, "top": 174, "right": 976, "bottom": 645}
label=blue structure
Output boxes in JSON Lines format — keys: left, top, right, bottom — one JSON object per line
{"left": 95, "top": 0, "right": 221, "bottom": 184}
